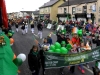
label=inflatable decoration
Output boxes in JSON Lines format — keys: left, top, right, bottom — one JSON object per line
{"left": 55, "top": 49, "right": 61, "bottom": 53}
{"left": 61, "top": 47, "right": 68, "bottom": 54}
{"left": 0, "top": 32, "right": 26, "bottom": 75}
{"left": 48, "top": 50, "right": 54, "bottom": 53}
{"left": 50, "top": 45, "right": 55, "bottom": 51}
{"left": 10, "top": 38, "right": 14, "bottom": 46}
{"left": 54, "top": 42, "right": 61, "bottom": 49}
{"left": 0, "top": 0, "right": 26, "bottom": 75}
{"left": 48, "top": 42, "right": 70, "bottom": 54}
{"left": 17, "top": 53, "right": 26, "bottom": 62}
{"left": 13, "top": 58, "right": 23, "bottom": 66}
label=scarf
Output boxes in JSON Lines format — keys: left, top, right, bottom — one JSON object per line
{"left": 32, "top": 51, "right": 38, "bottom": 56}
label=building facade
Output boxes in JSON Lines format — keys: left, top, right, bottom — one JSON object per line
{"left": 39, "top": 0, "right": 64, "bottom": 21}
{"left": 58, "top": 0, "right": 100, "bottom": 23}
{"left": 32, "top": 10, "right": 39, "bottom": 20}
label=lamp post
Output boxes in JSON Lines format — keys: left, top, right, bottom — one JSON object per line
{"left": 67, "top": 0, "right": 69, "bottom": 21}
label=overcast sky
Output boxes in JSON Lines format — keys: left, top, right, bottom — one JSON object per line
{"left": 5, "top": 0, "right": 49, "bottom": 13}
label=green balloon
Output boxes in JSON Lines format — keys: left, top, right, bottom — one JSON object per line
{"left": 48, "top": 50, "right": 54, "bottom": 53}
{"left": 66, "top": 44, "right": 72, "bottom": 49}
{"left": 55, "top": 49, "right": 61, "bottom": 53}
{"left": 50, "top": 45, "right": 55, "bottom": 51}
{"left": 67, "top": 48, "right": 71, "bottom": 51}
{"left": 12, "top": 31, "right": 15, "bottom": 34}
{"left": 61, "top": 47, "right": 68, "bottom": 54}
{"left": 8, "top": 33, "right": 12, "bottom": 36}
{"left": 13, "top": 58, "right": 23, "bottom": 66}
{"left": 54, "top": 42, "right": 61, "bottom": 49}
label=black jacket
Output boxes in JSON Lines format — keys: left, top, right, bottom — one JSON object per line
{"left": 15, "top": 24, "right": 18, "bottom": 28}
{"left": 39, "top": 50, "right": 45, "bottom": 65}
{"left": 37, "top": 23, "right": 43, "bottom": 31}
{"left": 31, "top": 24, "right": 34, "bottom": 28}
{"left": 92, "top": 39, "right": 100, "bottom": 46}
{"left": 28, "top": 50, "right": 40, "bottom": 71}
{"left": 21, "top": 25, "right": 25, "bottom": 30}
{"left": 57, "top": 35, "right": 68, "bottom": 44}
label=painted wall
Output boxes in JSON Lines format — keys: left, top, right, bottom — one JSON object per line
{"left": 50, "top": 0, "right": 64, "bottom": 21}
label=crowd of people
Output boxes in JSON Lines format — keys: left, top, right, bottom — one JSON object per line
{"left": 27, "top": 19, "right": 100, "bottom": 75}
{"left": 1, "top": 18, "right": 100, "bottom": 75}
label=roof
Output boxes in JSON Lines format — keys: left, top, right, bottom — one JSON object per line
{"left": 20, "top": 11, "right": 33, "bottom": 13}
{"left": 59, "top": 0, "right": 97, "bottom": 7}
{"left": 39, "top": 0, "right": 59, "bottom": 8}
{"left": 33, "top": 10, "right": 39, "bottom": 15}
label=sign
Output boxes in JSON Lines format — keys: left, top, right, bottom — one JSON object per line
{"left": 92, "top": 4, "right": 96, "bottom": 12}
{"left": 45, "top": 46, "right": 100, "bottom": 69}
{"left": 47, "top": 23, "right": 52, "bottom": 29}
{"left": 56, "top": 25, "right": 64, "bottom": 31}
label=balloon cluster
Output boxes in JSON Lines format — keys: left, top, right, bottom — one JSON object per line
{"left": 13, "top": 53, "right": 26, "bottom": 66}
{"left": 48, "top": 42, "right": 72, "bottom": 54}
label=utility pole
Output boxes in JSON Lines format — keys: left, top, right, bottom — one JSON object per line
{"left": 67, "top": 0, "right": 69, "bottom": 21}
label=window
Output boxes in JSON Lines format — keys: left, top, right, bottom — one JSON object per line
{"left": 64, "top": 8, "right": 67, "bottom": 14}
{"left": 83, "top": 6, "right": 87, "bottom": 13}
{"left": 72, "top": 7, "right": 76, "bottom": 14}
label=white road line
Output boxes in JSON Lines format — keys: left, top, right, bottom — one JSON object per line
{"left": 83, "top": 66, "right": 93, "bottom": 74}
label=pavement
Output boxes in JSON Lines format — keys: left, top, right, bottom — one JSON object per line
{"left": 11, "top": 26, "right": 94, "bottom": 75}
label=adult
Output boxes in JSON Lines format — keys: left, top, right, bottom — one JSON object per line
{"left": 28, "top": 45, "right": 40, "bottom": 75}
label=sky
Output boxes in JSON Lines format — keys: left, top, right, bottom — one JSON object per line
{"left": 5, "top": 0, "right": 50, "bottom": 13}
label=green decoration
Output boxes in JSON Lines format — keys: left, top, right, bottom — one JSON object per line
{"left": 12, "top": 31, "right": 15, "bottom": 34}
{"left": 48, "top": 50, "right": 54, "bottom": 53}
{"left": 50, "top": 45, "right": 55, "bottom": 51}
{"left": 61, "top": 41, "right": 66, "bottom": 45}
{"left": 13, "top": 58, "right": 23, "bottom": 66}
{"left": 67, "top": 48, "right": 71, "bottom": 51}
{"left": 54, "top": 42, "right": 61, "bottom": 49}
{"left": 61, "top": 47, "right": 68, "bottom": 54}
{"left": 0, "top": 33, "right": 18, "bottom": 75}
{"left": 66, "top": 44, "right": 72, "bottom": 49}
{"left": 55, "top": 49, "right": 61, "bottom": 53}
{"left": 8, "top": 33, "right": 12, "bottom": 37}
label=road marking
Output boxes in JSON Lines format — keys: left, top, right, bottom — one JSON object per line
{"left": 83, "top": 66, "right": 93, "bottom": 74}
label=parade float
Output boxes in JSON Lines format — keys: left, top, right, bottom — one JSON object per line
{"left": 0, "top": 0, "right": 26, "bottom": 75}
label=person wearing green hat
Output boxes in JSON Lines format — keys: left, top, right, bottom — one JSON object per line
{"left": 61, "top": 41, "right": 66, "bottom": 47}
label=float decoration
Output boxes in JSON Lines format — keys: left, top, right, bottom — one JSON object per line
{"left": 0, "top": 35, "right": 6, "bottom": 46}
{"left": 48, "top": 42, "right": 70, "bottom": 54}
{"left": 0, "top": 32, "right": 18, "bottom": 75}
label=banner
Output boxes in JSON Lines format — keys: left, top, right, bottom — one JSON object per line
{"left": 45, "top": 46, "right": 100, "bottom": 69}
{"left": 56, "top": 25, "right": 64, "bottom": 31}
{"left": 47, "top": 24, "right": 52, "bottom": 29}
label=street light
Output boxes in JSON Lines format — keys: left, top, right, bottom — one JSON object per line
{"left": 67, "top": 0, "right": 69, "bottom": 21}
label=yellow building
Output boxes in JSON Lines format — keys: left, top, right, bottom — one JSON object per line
{"left": 57, "top": 0, "right": 100, "bottom": 23}
{"left": 39, "top": 0, "right": 64, "bottom": 21}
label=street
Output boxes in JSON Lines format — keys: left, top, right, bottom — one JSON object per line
{"left": 11, "top": 26, "right": 94, "bottom": 75}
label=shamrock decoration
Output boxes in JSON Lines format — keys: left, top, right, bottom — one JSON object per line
{"left": 0, "top": 36, "right": 6, "bottom": 46}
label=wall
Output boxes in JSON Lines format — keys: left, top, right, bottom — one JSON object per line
{"left": 58, "top": 2, "right": 97, "bottom": 22}
{"left": 97, "top": 0, "right": 100, "bottom": 23}
{"left": 39, "top": 7, "right": 51, "bottom": 14}
{"left": 50, "top": 0, "right": 64, "bottom": 21}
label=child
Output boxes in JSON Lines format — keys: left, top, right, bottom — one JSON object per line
{"left": 47, "top": 35, "right": 53, "bottom": 45}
